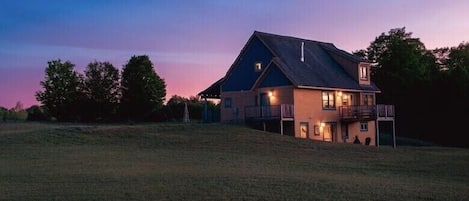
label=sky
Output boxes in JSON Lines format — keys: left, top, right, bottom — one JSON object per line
{"left": 1, "top": 0, "right": 468, "bottom": 109}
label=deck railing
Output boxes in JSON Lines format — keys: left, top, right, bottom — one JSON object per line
{"left": 339, "top": 104, "right": 394, "bottom": 121}
{"left": 245, "top": 104, "right": 294, "bottom": 120}
{"left": 339, "top": 105, "right": 377, "bottom": 120}
{"left": 377, "top": 104, "right": 395, "bottom": 119}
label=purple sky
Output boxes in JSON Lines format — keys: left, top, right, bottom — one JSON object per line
{"left": 1, "top": 0, "right": 468, "bottom": 109}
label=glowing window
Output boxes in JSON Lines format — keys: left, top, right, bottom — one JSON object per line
{"left": 322, "top": 91, "right": 336, "bottom": 110}
{"left": 255, "top": 62, "right": 262, "bottom": 72}
{"left": 359, "top": 66, "right": 368, "bottom": 80}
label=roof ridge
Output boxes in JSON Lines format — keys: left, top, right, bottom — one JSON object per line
{"left": 253, "top": 30, "right": 332, "bottom": 45}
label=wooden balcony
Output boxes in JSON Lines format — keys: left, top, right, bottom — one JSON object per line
{"left": 339, "top": 104, "right": 394, "bottom": 122}
{"left": 245, "top": 104, "right": 294, "bottom": 121}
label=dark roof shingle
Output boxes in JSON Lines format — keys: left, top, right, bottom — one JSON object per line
{"left": 254, "top": 31, "right": 379, "bottom": 91}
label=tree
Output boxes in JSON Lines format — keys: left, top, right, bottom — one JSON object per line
{"left": 362, "top": 27, "right": 438, "bottom": 101}
{"left": 432, "top": 42, "right": 469, "bottom": 147}
{"left": 164, "top": 95, "right": 218, "bottom": 122}
{"left": 26, "top": 105, "right": 50, "bottom": 121}
{"left": 356, "top": 27, "right": 439, "bottom": 142}
{"left": 35, "top": 59, "right": 83, "bottom": 121}
{"left": 83, "top": 61, "right": 120, "bottom": 121}
{"left": 7, "top": 101, "right": 28, "bottom": 121}
{"left": 0, "top": 106, "right": 7, "bottom": 122}
{"left": 120, "top": 55, "right": 166, "bottom": 121}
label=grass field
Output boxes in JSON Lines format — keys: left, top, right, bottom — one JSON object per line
{"left": 1, "top": 122, "right": 468, "bottom": 201}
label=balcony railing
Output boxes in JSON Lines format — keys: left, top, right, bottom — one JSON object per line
{"left": 339, "top": 105, "right": 377, "bottom": 121}
{"left": 377, "top": 104, "right": 395, "bottom": 119}
{"left": 245, "top": 104, "right": 294, "bottom": 120}
{"left": 339, "top": 104, "right": 394, "bottom": 121}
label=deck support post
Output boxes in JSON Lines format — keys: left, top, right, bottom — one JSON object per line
{"left": 376, "top": 120, "right": 380, "bottom": 147}
{"left": 280, "top": 120, "right": 284, "bottom": 135}
{"left": 392, "top": 119, "right": 396, "bottom": 149}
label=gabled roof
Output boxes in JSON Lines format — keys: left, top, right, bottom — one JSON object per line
{"left": 198, "top": 78, "right": 224, "bottom": 98}
{"left": 199, "top": 31, "right": 380, "bottom": 97}
{"left": 253, "top": 31, "right": 380, "bottom": 92}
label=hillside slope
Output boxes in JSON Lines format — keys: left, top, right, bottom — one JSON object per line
{"left": 1, "top": 122, "right": 468, "bottom": 201}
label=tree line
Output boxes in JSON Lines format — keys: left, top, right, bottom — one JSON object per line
{"left": 9, "top": 54, "right": 218, "bottom": 123}
{"left": 354, "top": 27, "right": 469, "bottom": 148}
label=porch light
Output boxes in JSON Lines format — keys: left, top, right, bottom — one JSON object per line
{"left": 337, "top": 91, "right": 342, "bottom": 97}
{"left": 320, "top": 122, "right": 325, "bottom": 128}
{"left": 268, "top": 90, "right": 273, "bottom": 97}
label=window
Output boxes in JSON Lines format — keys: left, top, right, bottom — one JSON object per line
{"left": 363, "top": 93, "right": 374, "bottom": 105}
{"left": 314, "top": 125, "right": 320, "bottom": 136}
{"left": 224, "top": 97, "right": 232, "bottom": 108}
{"left": 254, "top": 62, "right": 262, "bottom": 72}
{"left": 360, "top": 122, "right": 368, "bottom": 132}
{"left": 359, "top": 66, "right": 368, "bottom": 80}
{"left": 322, "top": 91, "right": 336, "bottom": 109}
{"left": 342, "top": 94, "right": 350, "bottom": 106}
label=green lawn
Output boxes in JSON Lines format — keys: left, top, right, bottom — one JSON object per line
{"left": 0, "top": 122, "right": 468, "bottom": 201}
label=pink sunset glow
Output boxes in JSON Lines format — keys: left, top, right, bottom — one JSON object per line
{"left": 1, "top": 0, "right": 468, "bottom": 109}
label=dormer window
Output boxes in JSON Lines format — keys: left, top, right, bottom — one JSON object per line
{"left": 359, "top": 66, "right": 369, "bottom": 80}
{"left": 254, "top": 62, "right": 262, "bottom": 72}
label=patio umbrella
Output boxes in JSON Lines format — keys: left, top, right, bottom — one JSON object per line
{"left": 183, "top": 102, "right": 190, "bottom": 123}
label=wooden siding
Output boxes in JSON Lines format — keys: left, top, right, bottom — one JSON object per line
{"left": 258, "top": 63, "right": 292, "bottom": 88}
{"left": 220, "top": 91, "right": 256, "bottom": 123}
{"left": 293, "top": 88, "right": 342, "bottom": 141}
{"left": 256, "top": 86, "right": 294, "bottom": 106}
{"left": 222, "top": 37, "right": 273, "bottom": 92}
{"left": 345, "top": 121, "right": 376, "bottom": 146}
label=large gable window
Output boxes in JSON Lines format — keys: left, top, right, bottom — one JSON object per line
{"left": 322, "top": 91, "right": 336, "bottom": 110}
{"left": 359, "top": 66, "right": 368, "bottom": 80}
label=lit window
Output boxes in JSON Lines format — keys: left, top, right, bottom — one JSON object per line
{"left": 359, "top": 66, "right": 368, "bottom": 80}
{"left": 322, "top": 91, "right": 336, "bottom": 109}
{"left": 255, "top": 62, "right": 262, "bottom": 72}
{"left": 224, "top": 97, "right": 232, "bottom": 108}
{"left": 360, "top": 122, "right": 368, "bottom": 132}
{"left": 363, "top": 94, "right": 374, "bottom": 105}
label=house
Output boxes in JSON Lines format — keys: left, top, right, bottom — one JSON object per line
{"left": 199, "top": 31, "right": 395, "bottom": 146}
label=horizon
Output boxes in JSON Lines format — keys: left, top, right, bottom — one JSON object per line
{"left": 1, "top": 0, "right": 469, "bottom": 109}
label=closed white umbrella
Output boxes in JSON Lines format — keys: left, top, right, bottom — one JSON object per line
{"left": 183, "top": 102, "right": 190, "bottom": 123}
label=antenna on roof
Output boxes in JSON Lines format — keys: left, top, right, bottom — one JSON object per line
{"left": 301, "top": 42, "right": 305, "bottom": 62}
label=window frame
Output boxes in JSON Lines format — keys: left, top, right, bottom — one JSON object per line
{"left": 224, "top": 97, "right": 232, "bottom": 108}
{"left": 362, "top": 93, "right": 374, "bottom": 106}
{"left": 360, "top": 122, "right": 368, "bottom": 132}
{"left": 359, "top": 66, "right": 369, "bottom": 81}
{"left": 322, "top": 91, "right": 336, "bottom": 110}
{"left": 254, "top": 62, "right": 263, "bottom": 72}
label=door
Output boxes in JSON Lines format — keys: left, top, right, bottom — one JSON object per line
{"left": 323, "top": 123, "right": 337, "bottom": 142}
{"left": 299, "top": 122, "right": 309, "bottom": 139}
{"left": 260, "top": 93, "right": 270, "bottom": 118}
{"left": 341, "top": 123, "right": 349, "bottom": 143}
